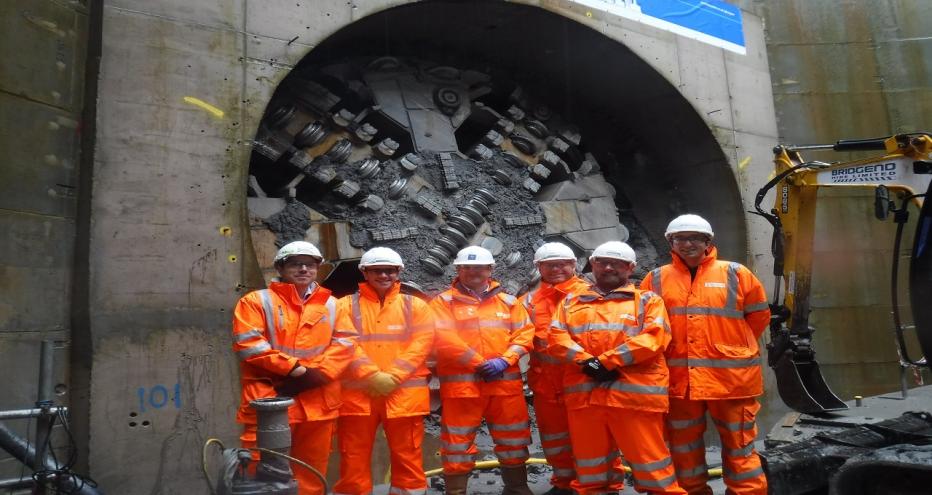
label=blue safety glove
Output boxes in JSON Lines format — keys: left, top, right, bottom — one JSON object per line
{"left": 476, "top": 358, "right": 509, "bottom": 380}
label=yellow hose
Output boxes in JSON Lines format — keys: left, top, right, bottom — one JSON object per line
{"left": 423, "top": 457, "right": 723, "bottom": 479}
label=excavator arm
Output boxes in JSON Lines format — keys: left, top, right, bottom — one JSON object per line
{"left": 753, "top": 133, "right": 932, "bottom": 413}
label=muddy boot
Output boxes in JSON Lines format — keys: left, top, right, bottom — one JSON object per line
{"left": 501, "top": 465, "right": 534, "bottom": 495}
{"left": 443, "top": 472, "right": 469, "bottom": 495}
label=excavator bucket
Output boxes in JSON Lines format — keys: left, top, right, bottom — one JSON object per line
{"left": 772, "top": 352, "right": 848, "bottom": 414}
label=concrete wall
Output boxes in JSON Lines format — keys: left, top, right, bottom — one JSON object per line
{"left": 0, "top": 0, "right": 88, "bottom": 481}
{"left": 759, "top": 0, "right": 932, "bottom": 401}
{"left": 24, "top": 0, "right": 778, "bottom": 490}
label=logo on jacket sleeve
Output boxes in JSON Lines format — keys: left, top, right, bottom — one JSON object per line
{"left": 704, "top": 282, "right": 727, "bottom": 288}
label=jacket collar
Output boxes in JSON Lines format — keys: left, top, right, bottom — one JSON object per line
{"left": 578, "top": 278, "right": 637, "bottom": 302}
{"left": 452, "top": 278, "right": 502, "bottom": 303}
{"left": 268, "top": 281, "right": 331, "bottom": 305}
{"left": 358, "top": 281, "right": 401, "bottom": 302}
{"left": 670, "top": 245, "right": 719, "bottom": 272}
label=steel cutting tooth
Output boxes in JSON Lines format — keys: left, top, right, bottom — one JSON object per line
{"left": 355, "top": 123, "right": 378, "bottom": 142}
{"left": 326, "top": 139, "right": 353, "bottom": 163}
{"left": 267, "top": 104, "right": 297, "bottom": 129}
{"left": 525, "top": 120, "right": 549, "bottom": 139}
{"left": 387, "top": 177, "right": 409, "bottom": 199}
{"left": 439, "top": 226, "right": 468, "bottom": 247}
{"left": 294, "top": 120, "right": 328, "bottom": 148}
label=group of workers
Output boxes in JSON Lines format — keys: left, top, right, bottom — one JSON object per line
{"left": 231, "top": 213, "right": 771, "bottom": 495}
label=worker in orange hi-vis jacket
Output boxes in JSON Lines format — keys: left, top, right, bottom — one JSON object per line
{"left": 550, "top": 241, "right": 686, "bottom": 495}
{"left": 331, "top": 247, "right": 435, "bottom": 495}
{"left": 430, "top": 246, "right": 535, "bottom": 495}
{"left": 522, "top": 242, "right": 625, "bottom": 495}
{"left": 640, "top": 214, "right": 770, "bottom": 495}
{"left": 231, "top": 241, "right": 357, "bottom": 495}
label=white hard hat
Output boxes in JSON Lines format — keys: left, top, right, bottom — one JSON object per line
{"left": 589, "top": 241, "right": 636, "bottom": 264}
{"left": 274, "top": 241, "right": 323, "bottom": 264}
{"left": 534, "top": 242, "right": 576, "bottom": 263}
{"left": 453, "top": 246, "right": 495, "bottom": 265}
{"left": 665, "top": 214, "right": 714, "bottom": 239}
{"left": 358, "top": 246, "right": 404, "bottom": 269}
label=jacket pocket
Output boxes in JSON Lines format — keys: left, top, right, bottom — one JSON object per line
{"left": 712, "top": 342, "right": 753, "bottom": 359}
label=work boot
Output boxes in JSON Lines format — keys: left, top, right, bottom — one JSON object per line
{"left": 541, "top": 486, "right": 575, "bottom": 495}
{"left": 500, "top": 465, "right": 534, "bottom": 495}
{"left": 443, "top": 472, "right": 469, "bottom": 495}
{"left": 541, "top": 487, "right": 574, "bottom": 495}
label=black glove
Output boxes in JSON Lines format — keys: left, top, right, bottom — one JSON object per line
{"left": 581, "top": 358, "right": 619, "bottom": 382}
{"left": 275, "top": 368, "right": 330, "bottom": 397}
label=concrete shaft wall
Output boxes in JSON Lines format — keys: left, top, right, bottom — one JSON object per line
{"left": 22, "top": 0, "right": 777, "bottom": 491}
{"left": 0, "top": 0, "right": 88, "bottom": 480}
{"left": 761, "top": 0, "right": 932, "bottom": 399}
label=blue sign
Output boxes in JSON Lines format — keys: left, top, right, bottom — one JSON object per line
{"left": 572, "top": 0, "right": 746, "bottom": 54}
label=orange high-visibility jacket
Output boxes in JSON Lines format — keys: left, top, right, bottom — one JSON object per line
{"left": 522, "top": 276, "right": 591, "bottom": 399}
{"left": 336, "top": 282, "right": 434, "bottom": 418}
{"left": 431, "top": 280, "right": 534, "bottom": 398}
{"left": 232, "top": 282, "right": 357, "bottom": 424}
{"left": 640, "top": 247, "right": 771, "bottom": 399}
{"left": 549, "top": 279, "right": 672, "bottom": 413}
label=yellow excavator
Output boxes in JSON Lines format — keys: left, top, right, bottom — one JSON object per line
{"left": 755, "top": 132, "right": 932, "bottom": 413}
{"left": 753, "top": 133, "right": 932, "bottom": 494}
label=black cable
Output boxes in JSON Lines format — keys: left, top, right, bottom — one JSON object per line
{"left": 891, "top": 194, "right": 927, "bottom": 367}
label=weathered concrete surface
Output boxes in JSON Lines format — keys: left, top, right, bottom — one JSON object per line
{"left": 757, "top": 0, "right": 932, "bottom": 429}
{"left": 0, "top": 0, "right": 87, "bottom": 481}
{"left": 81, "top": 0, "right": 778, "bottom": 491}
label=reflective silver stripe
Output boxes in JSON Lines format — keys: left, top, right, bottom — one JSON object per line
{"left": 439, "top": 294, "right": 453, "bottom": 302}
{"left": 511, "top": 318, "right": 531, "bottom": 331}
{"left": 638, "top": 291, "right": 653, "bottom": 329}
{"left": 726, "top": 443, "right": 756, "bottom": 458}
{"left": 577, "top": 472, "right": 608, "bottom": 484}
{"left": 543, "top": 445, "right": 572, "bottom": 456}
{"left": 488, "top": 421, "right": 529, "bottom": 432}
{"left": 671, "top": 438, "right": 705, "bottom": 454}
{"left": 650, "top": 268, "right": 662, "bottom": 297}
{"left": 351, "top": 293, "right": 362, "bottom": 330}
{"left": 668, "top": 306, "right": 744, "bottom": 318}
{"left": 633, "top": 473, "right": 677, "bottom": 488}
{"left": 608, "top": 381, "right": 667, "bottom": 395}
{"left": 403, "top": 294, "right": 413, "bottom": 333}
{"left": 553, "top": 467, "right": 575, "bottom": 478}
{"left": 564, "top": 382, "right": 597, "bottom": 395}
{"left": 575, "top": 454, "right": 614, "bottom": 468}
{"left": 441, "top": 454, "right": 476, "bottom": 463}
{"left": 234, "top": 329, "right": 263, "bottom": 343}
{"left": 523, "top": 291, "right": 534, "bottom": 312}
{"left": 540, "top": 431, "right": 569, "bottom": 442}
{"left": 325, "top": 296, "right": 337, "bottom": 325}
{"left": 667, "top": 357, "right": 761, "bottom": 368}
{"left": 569, "top": 322, "right": 639, "bottom": 335}
{"left": 744, "top": 301, "right": 769, "bottom": 313}
{"left": 486, "top": 372, "right": 522, "bottom": 382}
{"left": 507, "top": 344, "right": 527, "bottom": 357}
{"left": 393, "top": 358, "right": 417, "bottom": 373}
{"left": 348, "top": 356, "right": 373, "bottom": 371}
{"left": 442, "top": 424, "right": 478, "bottom": 436}
{"left": 669, "top": 416, "right": 705, "bottom": 429}
{"left": 676, "top": 464, "right": 709, "bottom": 478}
{"left": 279, "top": 345, "right": 325, "bottom": 358}
{"left": 237, "top": 341, "right": 271, "bottom": 360}
{"left": 439, "top": 374, "right": 478, "bottom": 384}
{"left": 551, "top": 320, "right": 567, "bottom": 330}
{"left": 714, "top": 418, "right": 756, "bottom": 432}
{"left": 724, "top": 465, "right": 765, "bottom": 481}
{"left": 479, "top": 319, "right": 510, "bottom": 329}
{"left": 628, "top": 456, "right": 672, "bottom": 472}
{"left": 725, "top": 262, "right": 740, "bottom": 310}
{"left": 333, "top": 337, "right": 354, "bottom": 347}
{"left": 499, "top": 293, "right": 517, "bottom": 306}
{"left": 494, "top": 436, "right": 531, "bottom": 446}
{"left": 258, "top": 289, "right": 278, "bottom": 349}
{"left": 399, "top": 377, "right": 429, "bottom": 388}
{"left": 435, "top": 319, "right": 455, "bottom": 329}
{"left": 495, "top": 448, "right": 529, "bottom": 460}
{"left": 389, "top": 487, "right": 425, "bottom": 495}
{"left": 614, "top": 343, "right": 634, "bottom": 365}
{"left": 359, "top": 334, "right": 407, "bottom": 342}
{"left": 441, "top": 441, "right": 472, "bottom": 451}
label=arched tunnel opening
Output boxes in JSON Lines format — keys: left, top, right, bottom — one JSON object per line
{"left": 246, "top": 0, "right": 745, "bottom": 297}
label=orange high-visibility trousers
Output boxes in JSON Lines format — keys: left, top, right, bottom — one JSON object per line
{"left": 332, "top": 398, "right": 426, "bottom": 495}
{"left": 534, "top": 396, "right": 576, "bottom": 488}
{"left": 240, "top": 419, "right": 335, "bottom": 495}
{"left": 567, "top": 405, "right": 685, "bottom": 495}
{"left": 440, "top": 394, "right": 531, "bottom": 474}
{"left": 667, "top": 397, "right": 766, "bottom": 495}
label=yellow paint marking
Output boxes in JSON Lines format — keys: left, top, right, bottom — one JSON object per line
{"left": 738, "top": 156, "right": 752, "bottom": 171}
{"left": 184, "top": 96, "right": 225, "bottom": 118}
